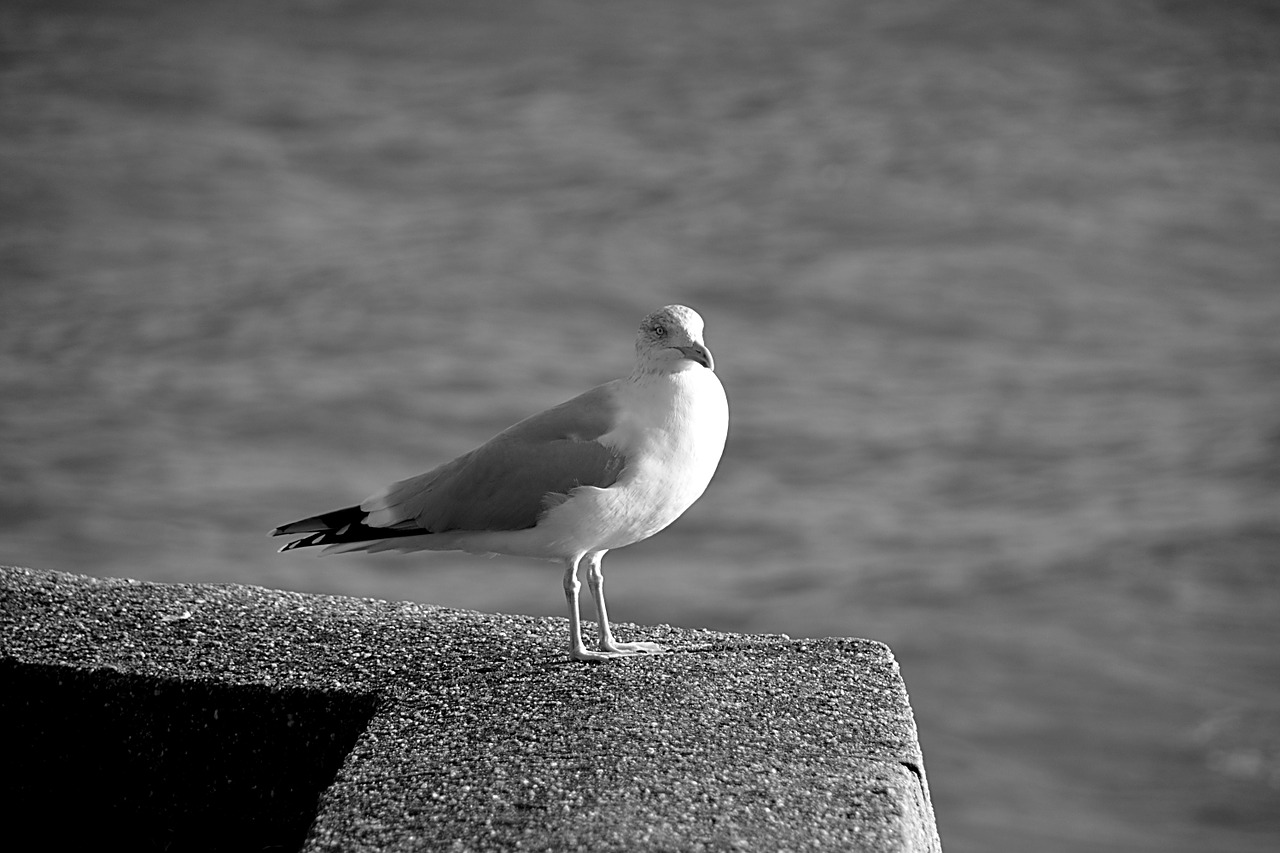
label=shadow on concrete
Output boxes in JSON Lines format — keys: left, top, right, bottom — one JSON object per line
{"left": 1, "top": 660, "right": 379, "bottom": 853}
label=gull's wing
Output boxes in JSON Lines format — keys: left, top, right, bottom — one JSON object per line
{"left": 274, "top": 382, "right": 627, "bottom": 547}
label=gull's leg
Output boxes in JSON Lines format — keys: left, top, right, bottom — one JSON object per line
{"left": 563, "top": 554, "right": 593, "bottom": 660}
{"left": 585, "top": 551, "right": 666, "bottom": 656}
{"left": 564, "top": 554, "right": 626, "bottom": 662}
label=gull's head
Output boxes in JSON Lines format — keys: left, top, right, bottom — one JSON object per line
{"left": 634, "top": 304, "right": 715, "bottom": 374}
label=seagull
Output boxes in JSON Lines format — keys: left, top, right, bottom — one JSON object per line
{"left": 272, "top": 305, "right": 729, "bottom": 662}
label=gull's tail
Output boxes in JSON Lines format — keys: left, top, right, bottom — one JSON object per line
{"left": 271, "top": 505, "right": 424, "bottom": 553}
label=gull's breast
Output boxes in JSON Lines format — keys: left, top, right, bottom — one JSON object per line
{"left": 577, "top": 368, "right": 729, "bottom": 550}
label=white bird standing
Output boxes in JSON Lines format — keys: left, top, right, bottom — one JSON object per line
{"left": 272, "top": 305, "right": 729, "bottom": 662}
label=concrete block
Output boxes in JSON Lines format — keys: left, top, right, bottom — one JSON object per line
{"left": 0, "top": 565, "right": 941, "bottom": 852}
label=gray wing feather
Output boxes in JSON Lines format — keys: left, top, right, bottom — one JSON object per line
{"left": 362, "top": 382, "right": 626, "bottom": 533}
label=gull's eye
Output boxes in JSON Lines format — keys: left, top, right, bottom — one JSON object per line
{"left": 652, "top": 325, "right": 667, "bottom": 338}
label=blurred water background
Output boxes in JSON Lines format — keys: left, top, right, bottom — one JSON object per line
{"left": 3, "top": 1, "right": 1279, "bottom": 850}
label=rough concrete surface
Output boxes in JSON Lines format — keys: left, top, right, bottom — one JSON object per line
{"left": 0, "top": 565, "right": 940, "bottom": 852}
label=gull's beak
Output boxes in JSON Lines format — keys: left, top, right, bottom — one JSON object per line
{"left": 676, "top": 343, "right": 715, "bottom": 371}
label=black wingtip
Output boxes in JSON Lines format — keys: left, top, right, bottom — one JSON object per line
{"left": 271, "top": 505, "right": 368, "bottom": 539}
{"left": 272, "top": 505, "right": 427, "bottom": 553}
